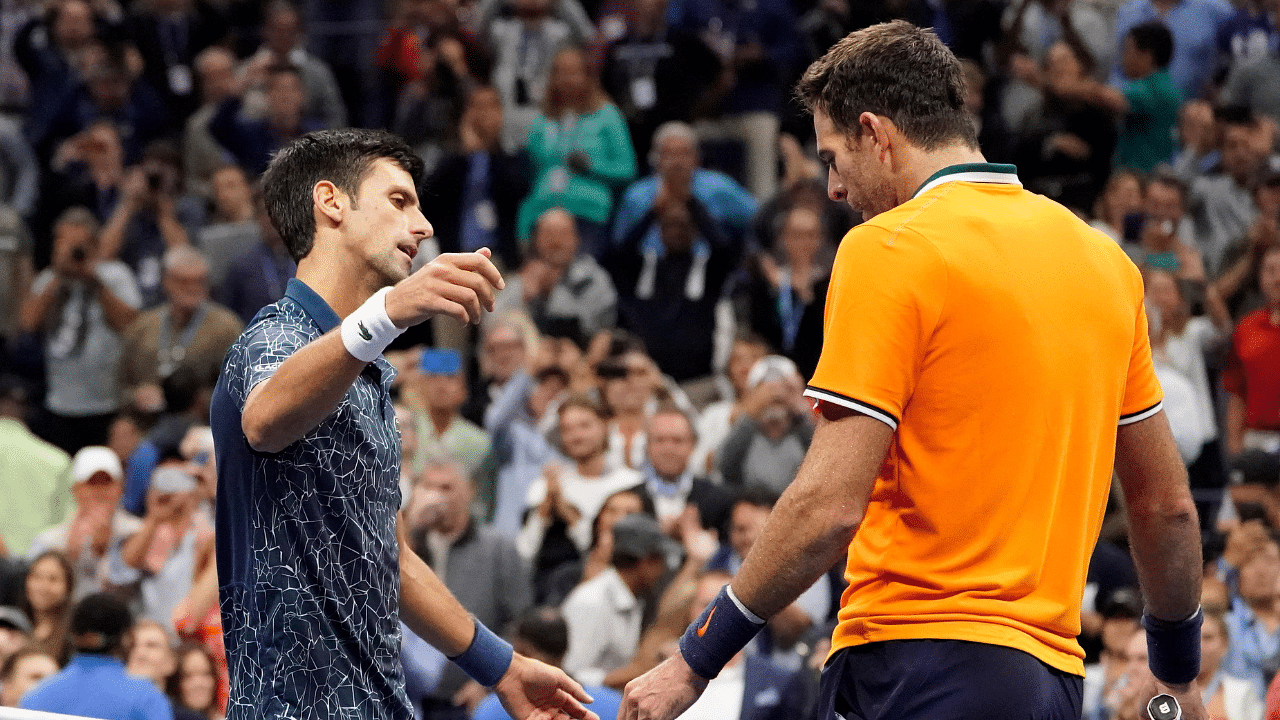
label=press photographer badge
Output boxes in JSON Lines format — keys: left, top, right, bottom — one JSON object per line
{"left": 548, "top": 166, "right": 570, "bottom": 194}
{"left": 474, "top": 200, "right": 498, "bottom": 232}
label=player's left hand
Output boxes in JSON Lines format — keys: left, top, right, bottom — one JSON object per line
{"left": 494, "top": 653, "right": 598, "bottom": 720}
{"left": 620, "top": 652, "right": 709, "bottom": 720}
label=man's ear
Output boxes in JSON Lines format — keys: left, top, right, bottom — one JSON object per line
{"left": 313, "top": 180, "right": 344, "bottom": 228}
{"left": 861, "top": 112, "right": 896, "bottom": 166}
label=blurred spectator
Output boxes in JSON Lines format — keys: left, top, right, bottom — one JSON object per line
{"left": 13, "top": 0, "right": 108, "bottom": 117}
{"left": 119, "top": 246, "right": 242, "bottom": 412}
{"left": 1173, "top": 99, "right": 1221, "bottom": 177}
{"left": 183, "top": 47, "right": 240, "bottom": 196}
{"left": 516, "top": 394, "right": 643, "bottom": 565}
{"left": 194, "top": 165, "right": 258, "bottom": 290}
{"left": 422, "top": 86, "right": 532, "bottom": 272}
{"left": 537, "top": 486, "right": 654, "bottom": 606}
{"left": 407, "top": 349, "right": 492, "bottom": 478}
{"left": 606, "top": 179, "right": 741, "bottom": 382}
{"left": 900, "top": 0, "right": 1003, "bottom": 66}
{"left": 1149, "top": 300, "right": 1213, "bottom": 467}
{"left": 0, "top": 607, "right": 33, "bottom": 670}
{"left": 18, "top": 206, "right": 141, "bottom": 454}
{"left": 124, "top": 619, "right": 177, "bottom": 689}
{"left": 98, "top": 140, "right": 204, "bottom": 308}
{"left": 1081, "top": 592, "right": 1143, "bottom": 720}
{"left": 29, "top": 446, "right": 141, "bottom": 598}
{"left": 471, "top": 606, "right": 623, "bottom": 720}
{"left": 0, "top": 644, "right": 59, "bottom": 708}
{"left": 461, "top": 310, "right": 538, "bottom": 426}
{"left": 404, "top": 459, "right": 531, "bottom": 718}
{"left": 799, "top": 0, "right": 887, "bottom": 69}
{"left": 209, "top": 63, "right": 321, "bottom": 176}
{"left": 692, "top": 331, "right": 770, "bottom": 476}
{"left": 560, "top": 512, "right": 674, "bottom": 687}
{"left": 19, "top": 592, "right": 170, "bottom": 720}
{"left": 516, "top": 46, "right": 636, "bottom": 254}
{"left": 121, "top": 367, "right": 206, "bottom": 516}
{"left": 1186, "top": 108, "right": 1271, "bottom": 277}
{"left": 496, "top": 208, "right": 617, "bottom": 345}
{"left": 1112, "top": 0, "right": 1232, "bottom": 101}
{"left": 1090, "top": 169, "right": 1145, "bottom": 242}
{"left": 0, "top": 207, "right": 34, "bottom": 357}
{"left": 108, "top": 464, "right": 214, "bottom": 625}
{"left": 1201, "top": 610, "right": 1265, "bottom": 720}
{"left": 215, "top": 193, "right": 295, "bottom": 325}
{"left": 718, "top": 356, "right": 813, "bottom": 492}
{"left": 165, "top": 642, "right": 222, "bottom": 720}
{"left": 240, "top": 1, "right": 346, "bottom": 130}
{"left": 1146, "top": 270, "right": 1232, "bottom": 480}
{"left": 126, "top": 0, "right": 228, "bottom": 121}
{"left": 613, "top": 122, "right": 757, "bottom": 259}
{"left": 0, "top": 377, "right": 72, "bottom": 557}
{"left": 748, "top": 138, "right": 856, "bottom": 252}
{"left": 1223, "top": 538, "right": 1280, "bottom": 696}
{"left": 1014, "top": 40, "right": 1118, "bottom": 211}
{"left": 597, "top": 346, "right": 661, "bottom": 471}
{"left": 669, "top": 0, "right": 802, "bottom": 198}
{"left": 1103, "top": 627, "right": 1156, "bottom": 720}
{"left": 1218, "top": 0, "right": 1280, "bottom": 74}
{"left": 736, "top": 206, "right": 829, "bottom": 379}
{"left": 18, "top": 551, "right": 73, "bottom": 664}
{"left": 1125, "top": 173, "right": 1206, "bottom": 281}
{"left": 598, "top": 0, "right": 721, "bottom": 171}
{"left": 40, "top": 118, "right": 127, "bottom": 242}
{"left": 641, "top": 407, "right": 733, "bottom": 537}
{"left": 1217, "top": 173, "right": 1280, "bottom": 316}
{"left": 1223, "top": 245, "right": 1280, "bottom": 456}
{"left": 0, "top": 116, "right": 39, "bottom": 218}
{"left": 486, "top": 0, "right": 577, "bottom": 149}
{"left": 1002, "top": 0, "right": 1112, "bottom": 77}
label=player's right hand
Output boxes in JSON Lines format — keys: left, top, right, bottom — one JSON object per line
{"left": 1131, "top": 675, "right": 1207, "bottom": 720}
{"left": 620, "top": 653, "right": 708, "bottom": 720}
{"left": 493, "top": 653, "right": 598, "bottom": 720}
{"left": 386, "top": 248, "right": 505, "bottom": 327}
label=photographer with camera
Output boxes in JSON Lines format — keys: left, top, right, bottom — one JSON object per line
{"left": 17, "top": 206, "right": 141, "bottom": 454}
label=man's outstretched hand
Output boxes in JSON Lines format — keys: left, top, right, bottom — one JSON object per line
{"left": 494, "top": 653, "right": 599, "bottom": 720}
{"left": 620, "top": 653, "right": 708, "bottom": 720}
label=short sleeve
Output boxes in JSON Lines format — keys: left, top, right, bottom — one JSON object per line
{"left": 97, "top": 261, "right": 142, "bottom": 309}
{"left": 1118, "top": 299, "right": 1164, "bottom": 425}
{"left": 222, "top": 313, "right": 311, "bottom": 411}
{"left": 803, "top": 224, "right": 947, "bottom": 430}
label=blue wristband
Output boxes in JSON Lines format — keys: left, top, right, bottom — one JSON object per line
{"left": 450, "top": 618, "right": 514, "bottom": 687}
{"left": 679, "top": 585, "right": 766, "bottom": 680}
{"left": 1142, "top": 607, "right": 1203, "bottom": 686}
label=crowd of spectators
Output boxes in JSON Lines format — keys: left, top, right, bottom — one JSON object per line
{"left": 2, "top": 0, "right": 1280, "bottom": 718}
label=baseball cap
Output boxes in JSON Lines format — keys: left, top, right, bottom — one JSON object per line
{"left": 612, "top": 513, "right": 681, "bottom": 561}
{"left": 747, "top": 355, "right": 800, "bottom": 390}
{"left": 0, "top": 606, "right": 32, "bottom": 634}
{"left": 150, "top": 466, "right": 198, "bottom": 494}
{"left": 420, "top": 348, "right": 462, "bottom": 376}
{"left": 72, "top": 446, "right": 123, "bottom": 485}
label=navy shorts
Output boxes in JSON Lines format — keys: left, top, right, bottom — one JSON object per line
{"left": 816, "top": 639, "right": 1084, "bottom": 720}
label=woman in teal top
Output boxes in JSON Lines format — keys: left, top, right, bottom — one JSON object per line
{"left": 517, "top": 46, "right": 637, "bottom": 256}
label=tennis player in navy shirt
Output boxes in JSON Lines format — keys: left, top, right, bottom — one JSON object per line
{"left": 211, "top": 129, "right": 597, "bottom": 720}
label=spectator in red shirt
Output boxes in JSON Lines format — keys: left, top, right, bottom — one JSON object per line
{"left": 1224, "top": 245, "right": 1280, "bottom": 456}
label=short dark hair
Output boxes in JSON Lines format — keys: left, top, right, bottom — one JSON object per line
{"left": 735, "top": 483, "right": 781, "bottom": 511}
{"left": 513, "top": 607, "right": 569, "bottom": 661}
{"left": 1147, "top": 170, "right": 1188, "bottom": 206}
{"left": 69, "top": 593, "right": 132, "bottom": 655}
{"left": 1127, "top": 21, "right": 1174, "bottom": 69}
{"left": 261, "top": 129, "right": 424, "bottom": 262}
{"left": 795, "top": 20, "right": 977, "bottom": 151}
{"left": 1215, "top": 105, "right": 1257, "bottom": 129}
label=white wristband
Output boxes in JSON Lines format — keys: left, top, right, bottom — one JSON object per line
{"left": 340, "top": 287, "right": 404, "bottom": 363}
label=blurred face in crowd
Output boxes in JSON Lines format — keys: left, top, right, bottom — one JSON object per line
{"left": 211, "top": 165, "right": 254, "bottom": 221}
{"left": 655, "top": 134, "right": 698, "bottom": 187}
{"left": 548, "top": 48, "right": 591, "bottom": 109}
{"left": 729, "top": 501, "right": 771, "bottom": 560}
{"left": 25, "top": 556, "right": 70, "bottom": 616}
{"left": 417, "top": 463, "right": 474, "bottom": 533}
{"left": 533, "top": 209, "right": 579, "bottom": 268}
{"left": 1238, "top": 541, "right": 1280, "bottom": 605}
{"left": 482, "top": 325, "right": 527, "bottom": 382}
{"left": 176, "top": 647, "right": 218, "bottom": 713}
{"left": 647, "top": 411, "right": 696, "bottom": 479}
{"left": 1261, "top": 247, "right": 1280, "bottom": 306}
{"left": 87, "top": 66, "right": 131, "bottom": 112}
{"left": 421, "top": 371, "right": 467, "bottom": 415}
{"left": 265, "top": 70, "right": 306, "bottom": 128}
{"left": 633, "top": 0, "right": 668, "bottom": 31}
{"left": 466, "top": 88, "right": 505, "bottom": 149}
{"left": 1144, "top": 270, "right": 1183, "bottom": 322}
{"left": 164, "top": 259, "right": 211, "bottom": 316}
{"left": 0, "top": 652, "right": 59, "bottom": 707}
{"left": 595, "top": 490, "right": 645, "bottom": 545}
{"left": 1120, "top": 36, "right": 1153, "bottom": 80}
{"left": 1104, "top": 172, "right": 1143, "bottom": 224}
{"left": 196, "top": 48, "right": 237, "bottom": 103}
{"left": 1100, "top": 616, "right": 1139, "bottom": 659}
{"left": 779, "top": 207, "right": 823, "bottom": 269}
{"left": 72, "top": 469, "right": 123, "bottom": 513}
{"left": 1202, "top": 576, "right": 1230, "bottom": 616}
{"left": 263, "top": 4, "right": 301, "bottom": 55}
{"left": 689, "top": 573, "right": 733, "bottom": 624}
{"left": 1143, "top": 181, "right": 1184, "bottom": 227}
{"left": 126, "top": 621, "right": 175, "bottom": 685}
{"left": 559, "top": 405, "right": 608, "bottom": 462}
{"left": 602, "top": 351, "right": 652, "bottom": 415}
{"left": 1222, "top": 123, "right": 1264, "bottom": 185}
{"left": 52, "top": 218, "right": 98, "bottom": 268}
{"left": 53, "top": 0, "right": 95, "bottom": 49}
{"left": 1179, "top": 101, "right": 1215, "bottom": 151}
{"left": 1200, "top": 613, "right": 1229, "bottom": 676}
{"left": 529, "top": 369, "right": 568, "bottom": 419}
{"left": 727, "top": 340, "right": 768, "bottom": 396}
{"left": 1121, "top": 629, "right": 1152, "bottom": 686}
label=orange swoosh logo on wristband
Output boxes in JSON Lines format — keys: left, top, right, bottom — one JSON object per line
{"left": 697, "top": 608, "right": 716, "bottom": 637}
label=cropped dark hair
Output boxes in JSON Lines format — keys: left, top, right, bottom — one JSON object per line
{"left": 261, "top": 129, "right": 424, "bottom": 262}
{"left": 795, "top": 20, "right": 977, "bottom": 151}
{"left": 1128, "top": 21, "right": 1174, "bottom": 69}
{"left": 513, "top": 607, "right": 569, "bottom": 661}
{"left": 735, "top": 483, "right": 781, "bottom": 511}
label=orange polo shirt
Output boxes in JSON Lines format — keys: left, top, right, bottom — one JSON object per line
{"left": 804, "top": 163, "right": 1164, "bottom": 676}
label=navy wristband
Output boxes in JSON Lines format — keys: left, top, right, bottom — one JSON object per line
{"left": 450, "top": 618, "right": 514, "bottom": 687}
{"left": 679, "top": 585, "right": 766, "bottom": 680}
{"left": 1142, "top": 606, "right": 1203, "bottom": 686}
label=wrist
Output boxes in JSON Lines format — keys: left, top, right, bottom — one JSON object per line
{"left": 1143, "top": 606, "right": 1203, "bottom": 686}
{"left": 341, "top": 287, "right": 405, "bottom": 362}
{"left": 679, "top": 584, "right": 766, "bottom": 680}
{"left": 450, "top": 617, "right": 513, "bottom": 687}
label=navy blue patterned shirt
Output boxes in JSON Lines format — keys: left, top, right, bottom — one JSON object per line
{"left": 211, "top": 279, "right": 411, "bottom": 720}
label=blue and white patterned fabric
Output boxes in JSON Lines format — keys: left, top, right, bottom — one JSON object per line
{"left": 211, "top": 278, "right": 411, "bottom": 720}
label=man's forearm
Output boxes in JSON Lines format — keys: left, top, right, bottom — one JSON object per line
{"left": 398, "top": 519, "right": 476, "bottom": 657}
{"left": 731, "top": 414, "right": 891, "bottom": 619}
{"left": 241, "top": 331, "right": 367, "bottom": 453}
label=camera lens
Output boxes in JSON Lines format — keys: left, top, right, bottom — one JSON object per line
{"left": 146, "top": 172, "right": 162, "bottom": 191}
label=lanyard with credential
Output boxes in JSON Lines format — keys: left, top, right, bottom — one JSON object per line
{"left": 157, "top": 301, "right": 209, "bottom": 379}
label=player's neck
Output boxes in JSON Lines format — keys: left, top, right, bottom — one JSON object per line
{"left": 897, "top": 145, "right": 990, "bottom": 205}
{"left": 295, "top": 254, "right": 381, "bottom": 319}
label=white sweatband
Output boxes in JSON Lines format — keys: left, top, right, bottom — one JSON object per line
{"left": 340, "top": 287, "right": 404, "bottom": 363}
